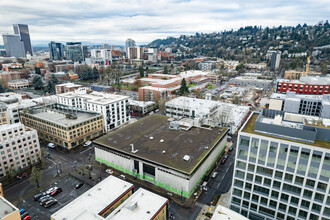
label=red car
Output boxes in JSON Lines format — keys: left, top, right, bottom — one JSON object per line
{"left": 17, "top": 173, "right": 28, "bottom": 179}
{"left": 50, "top": 188, "right": 62, "bottom": 196}
{"left": 23, "top": 215, "right": 30, "bottom": 220}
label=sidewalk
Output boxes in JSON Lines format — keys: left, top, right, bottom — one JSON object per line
{"left": 195, "top": 187, "right": 232, "bottom": 220}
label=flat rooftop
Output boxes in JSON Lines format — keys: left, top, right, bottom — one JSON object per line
{"left": 56, "top": 91, "right": 128, "bottom": 105}
{"left": 25, "top": 104, "right": 100, "bottom": 127}
{"left": 211, "top": 205, "right": 249, "bottom": 220}
{"left": 242, "top": 113, "right": 330, "bottom": 150}
{"left": 94, "top": 115, "right": 227, "bottom": 174}
{"left": 0, "top": 196, "right": 18, "bottom": 219}
{"left": 166, "top": 97, "right": 218, "bottom": 110}
{"left": 51, "top": 176, "right": 134, "bottom": 220}
{"left": 107, "top": 188, "right": 168, "bottom": 220}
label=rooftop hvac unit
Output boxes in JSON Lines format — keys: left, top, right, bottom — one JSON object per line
{"left": 183, "top": 155, "right": 190, "bottom": 161}
{"left": 169, "top": 121, "right": 180, "bottom": 130}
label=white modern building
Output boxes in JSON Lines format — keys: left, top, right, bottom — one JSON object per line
{"left": 165, "top": 97, "right": 250, "bottom": 134}
{"left": 231, "top": 109, "right": 330, "bottom": 220}
{"left": 93, "top": 114, "right": 228, "bottom": 198}
{"left": 128, "top": 100, "right": 156, "bottom": 115}
{"left": 91, "top": 49, "right": 112, "bottom": 66}
{"left": 0, "top": 123, "right": 40, "bottom": 177}
{"left": 54, "top": 88, "right": 130, "bottom": 131}
{"left": 165, "top": 96, "right": 219, "bottom": 119}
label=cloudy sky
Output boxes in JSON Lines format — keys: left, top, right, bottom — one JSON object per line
{"left": 0, "top": 0, "right": 329, "bottom": 46}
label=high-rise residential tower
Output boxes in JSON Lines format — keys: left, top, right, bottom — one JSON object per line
{"left": 2, "top": 34, "right": 25, "bottom": 58}
{"left": 125, "top": 38, "right": 135, "bottom": 58}
{"left": 13, "top": 24, "right": 33, "bottom": 56}
{"left": 48, "top": 41, "right": 64, "bottom": 60}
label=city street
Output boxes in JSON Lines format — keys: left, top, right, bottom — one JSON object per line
{"left": 3, "top": 135, "right": 237, "bottom": 220}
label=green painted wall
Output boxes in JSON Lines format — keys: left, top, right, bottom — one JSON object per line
{"left": 96, "top": 142, "right": 226, "bottom": 198}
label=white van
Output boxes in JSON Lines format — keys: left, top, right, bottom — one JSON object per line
{"left": 47, "top": 143, "right": 55, "bottom": 148}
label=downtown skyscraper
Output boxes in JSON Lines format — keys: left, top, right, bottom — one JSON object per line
{"left": 2, "top": 24, "right": 33, "bottom": 58}
{"left": 13, "top": 24, "right": 33, "bottom": 56}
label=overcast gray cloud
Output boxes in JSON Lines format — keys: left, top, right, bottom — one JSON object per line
{"left": 0, "top": 0, "right": 329, "bottom": 46}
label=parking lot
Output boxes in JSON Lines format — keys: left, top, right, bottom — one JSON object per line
{"left": 16, "top": 175, "right": 91, "bottom": 219}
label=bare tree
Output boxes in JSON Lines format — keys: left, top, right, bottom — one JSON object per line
{"left": 31, "top": 166, "right": 42, "bottom": 188}
{"left": 157, "top": 98, "right": 167, "bottom": 115}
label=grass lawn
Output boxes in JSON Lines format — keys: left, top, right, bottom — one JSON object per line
{"left": 188, "top": 83, "right": 197, "bottom": 88}
{"left": 206, "top": 83, "right": 215, "bottom": 89}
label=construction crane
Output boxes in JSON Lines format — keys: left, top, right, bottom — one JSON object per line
{"left": 303, "top": 56, "right": 310, "bottom": 77}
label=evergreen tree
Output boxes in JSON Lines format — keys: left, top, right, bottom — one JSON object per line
{"left": 47, "top": 80, "right": 55, "bottom": 94}
{"left": 35, "top": 67, "right": 41, "bottom": 75}
{"left": 139, "top": 66, "right": 144, "bottom": 78}
{"left": 92, "top": 66, "right": 99, "bottom": 79}
{"left": 0, "top": 81, "right": 5, "bottom": 93}
{"left": 179, "top": 78, "right": 189, "bottom": 95}
{"left": 50, "top": 74, "right": 59, "bottom": 84}
{"left": 163, "top": 65, "right": 168, "bottom": 74}
{"left": 32, "top": 75, "right": 44, "bottom": 90}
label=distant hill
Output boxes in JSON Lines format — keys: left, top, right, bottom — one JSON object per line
{"left": 147, "top": 21, "right": 330, "bottom": 62}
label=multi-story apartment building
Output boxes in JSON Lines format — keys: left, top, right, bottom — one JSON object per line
{"left": 276, "top": 76, "right": 330, "bottom": 95}
{"left": 48, "top": 41, "right": 65, "bottom": 60}
{"left": 90, "top": 48, "right": 112, "bottom": 65}
{"left": 20, "top": 103, "right": 104, "bottom": 150}
{"left": 231, "top": 109, "right": 330, "bottom": 220}
{"left": 13, "top": 24, "right": 33, "bottom": 56}
{"left": 0, "top": 103, "right": 10, "bottom": 125}
{"left": 125, "top": 38, "right": 135, "bottom": 58}
{"left": 1, "top": 34, "right": 26, "bottom": 58}
{"left": 54, "top": 88, "right": 130, "bottom": 131}
{"left": 0, "top": 123, "right": 40, "bottom": 178}
{"left": 55, "top": 83, "right": 83, "bottom": 94}
{"left": 269, "top": 92, "right": 330, "bottom": 118}
{"left": 65, "top": 42, "right": 89, "bottom": 62}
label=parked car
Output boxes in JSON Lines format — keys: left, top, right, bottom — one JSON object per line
{"left": 229, "top": 146, "right": 234, "bottom": 151}
{"left": 84, "top": 141, "right": 92, "bottom": 147}
{"left": 212, "top": 172, "right": 218, "bottom": 178}
{"left": 221, "top": 158, "right": 227, "bottom": 164}
{"left": 75, "top": 182, "right": 84, "bottom": 189}
{"left": 17, "top": 173, "right": 28, "bottom": 179}
{"left": 19, "top": 209, "right": 25, "bottom": 215}
{"left": 50, "top": 188, "right": 62, "bottom": 196}
{"left": 106, "top": 169, "right": 113, "bottom": 175}
{"left": 119, "top": 174, "right": 127, "bottom": 180}
{"left": 46, "top": 187, "right": 58, "bottom": 195}
{"left": 40, "top": 196, "right": 53, "bottom": 206}
{"left": 47, "top": 143, "right": 55, "bottom": 148}
{"left": 20, "top": 211, "right": 29, "bottom": 219}
{"left": 34, "top": 193, "right": 46, "bottom": 201}
{"left": 170, "top": 213, "right": 176, "bottom": 219}
{"left": 22, "top": 215, "right": 31, "bottom": 220}
{"left": 44, "top": 199, "right": 57, "bottom": 208}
